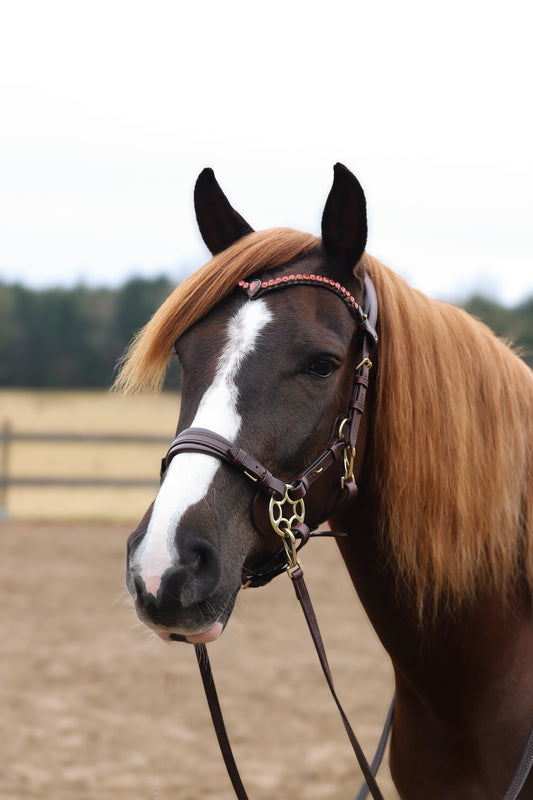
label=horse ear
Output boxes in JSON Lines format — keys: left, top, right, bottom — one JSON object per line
{"left": 321, "top": 163, "right": 367, "bottom": 281}
{"left": 194, "top": 168, "right": 254, "bottom": 255}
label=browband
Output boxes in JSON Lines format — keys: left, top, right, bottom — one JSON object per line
{"left": 239, "top": 272, "right": 366, "bottom": 319}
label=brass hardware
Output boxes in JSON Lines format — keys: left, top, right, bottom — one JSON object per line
{"left": 269, "top": 484, "right": 305, "bottom": 538}
{"left": 355, "top": 357, "right": 373, "bottom": 371}
{"left": 338, "top": 417, "right": 350, "bottom": 438}
{"left": 338, "top": 418, "right": 358, "bottom": 489}
{"left": 280, "top": 528, "right": 301, "bottom": 573}
{"left": 286, "top": 562, "right": 302, "bottom": 581}
{"left": 268, "top": 485, "right": 305, "bottom": 572}
{"left": 243, "top": 470, "right": 258, "bottom": 483}
{"left": 341, "top": 445, "right": 356, "bottom": 490}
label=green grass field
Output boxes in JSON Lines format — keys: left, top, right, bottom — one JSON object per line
{"left": 0, "top": 390, "right": 181, "bottom": 521}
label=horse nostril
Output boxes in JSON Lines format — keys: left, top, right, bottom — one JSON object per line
{"left": 132, "top": 572, "right": 146, "bottom": 600}
{"left": 175, "top": 538, "right": 222, "bottom": 607}
{"left": 129, "top": 536, "right": 222, "bottom": 625}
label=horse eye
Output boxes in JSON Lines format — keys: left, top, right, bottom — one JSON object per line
{"left": 305, "top": 359, "right": 337, "bottom": 378}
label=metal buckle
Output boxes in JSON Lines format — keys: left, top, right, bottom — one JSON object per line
{"left": 355, "top": 356, "right": 373, "bottom": 372}
{"left": 341, "top": 445, "right": 356, "bottom": 490}
{"left": 337, "top": 417, "right": 356, "bottom": 490}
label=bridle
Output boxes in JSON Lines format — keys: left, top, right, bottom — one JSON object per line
{"left": 157, "top": 271, "right": 533, "bottom": 799}
{"left": 161, "top": 273, "right": 378, "bottom": 588}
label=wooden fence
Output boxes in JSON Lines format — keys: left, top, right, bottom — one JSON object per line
{"left": 0, "top": 422, "right": 169, "bottom": 517}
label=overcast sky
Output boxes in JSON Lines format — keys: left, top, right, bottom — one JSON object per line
{"left": 1, "top": 0, "right": 531, "bottom": 304}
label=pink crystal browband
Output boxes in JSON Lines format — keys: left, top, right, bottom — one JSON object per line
{"left": 237, "top": 273, "right": 364, "bottom": 320}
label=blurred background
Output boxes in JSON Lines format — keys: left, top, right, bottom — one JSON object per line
{"left": 0, "top": 4, "right": 531, "bottom": 798}
{"left": 1, "top": 0, "right": 532, "bottom": 522}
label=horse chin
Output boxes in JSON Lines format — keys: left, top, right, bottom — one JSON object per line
{"left": 184, "top": 622, "right": 224, "bottom": 643}
{"left": 149, "top": 620, "right": 224, "bottom": 644}
{"left": 136, "top": 580, "right": 240, "bottom": 645}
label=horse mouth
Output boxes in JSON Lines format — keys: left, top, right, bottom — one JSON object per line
{"left": 148, "top": 619, "right": 224, "bottom": 644}
{"left": 181, "top": 621, "right": 224, "bottom": 644}
{"left": 138, "top": 583, "right": 240, "bottom": 645}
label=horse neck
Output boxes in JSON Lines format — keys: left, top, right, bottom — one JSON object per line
{"left": 331, "top": 474, "right": 533, "bottom": 727}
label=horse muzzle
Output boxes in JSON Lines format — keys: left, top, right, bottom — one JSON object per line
{"left": 127, "top": 527, "right": 238, "bottom": 641}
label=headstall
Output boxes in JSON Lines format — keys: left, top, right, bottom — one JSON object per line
{"left": 161, "top": 273, "right": 378, "bottom": 586}
{"left": 160, "top": 272, "right": 391, "bottom": 800}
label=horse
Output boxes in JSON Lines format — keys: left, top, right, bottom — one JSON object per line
{"left": 115, "top": 164, "right": 533, "bottom": 799}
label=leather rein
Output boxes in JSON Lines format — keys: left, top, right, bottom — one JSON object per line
{"left": 160, "top": 273, "right": 393, "bottom": 800}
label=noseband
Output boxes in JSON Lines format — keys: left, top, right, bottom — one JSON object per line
{"left": 160, "top": 273, "right": 379, "bottom": 587}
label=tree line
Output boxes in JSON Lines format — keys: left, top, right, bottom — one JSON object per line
{"left": 0, "top": 276, "right": 177, "bottom": 389}
{"left": 0, "top": 276, "right": 531, "bottom": 388}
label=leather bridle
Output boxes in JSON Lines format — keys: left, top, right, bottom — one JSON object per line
{"left": 161, "top": 273, "right": 379, "bottom": 588}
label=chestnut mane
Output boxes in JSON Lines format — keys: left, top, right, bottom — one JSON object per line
{"left": 366, "top": 255, "right": 533, "bottom": 616}
{"left": 113, "top": 228, "right": 319, "bottom": 394}
{"left": 114, "top": 231, "right": 533, "bottom": 614}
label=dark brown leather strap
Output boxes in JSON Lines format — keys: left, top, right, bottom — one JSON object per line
{"left": 354, "top": 694, "right": 396, "bottom": 800}
{"left": 195, "top": 565, "right": 390, "bottom": 800}
{"left": 291, "top": 434, "right": 347, "bottom": 497}
{"left": 195, "top": 643, "right": 250, "bottom": 800}
{"left": 289, "top": 567, "right": 387, "bottom": 800}
{"left": 162, "top": 427, "right": 288, "bottom": 498}
{"left": 346, "top": 275, "right": 377, "bottom": 452}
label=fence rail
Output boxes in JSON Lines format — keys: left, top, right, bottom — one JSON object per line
{"left": 0, "top": 423, "right": 169, "bottom": 514}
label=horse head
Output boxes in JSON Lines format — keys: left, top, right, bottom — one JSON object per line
{"left": 125, "top": 164, "right": 372, "bottom": 643}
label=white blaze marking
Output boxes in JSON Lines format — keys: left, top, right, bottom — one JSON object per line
{"left": 134, "top": 299, "right": 273, "bottom": 596}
